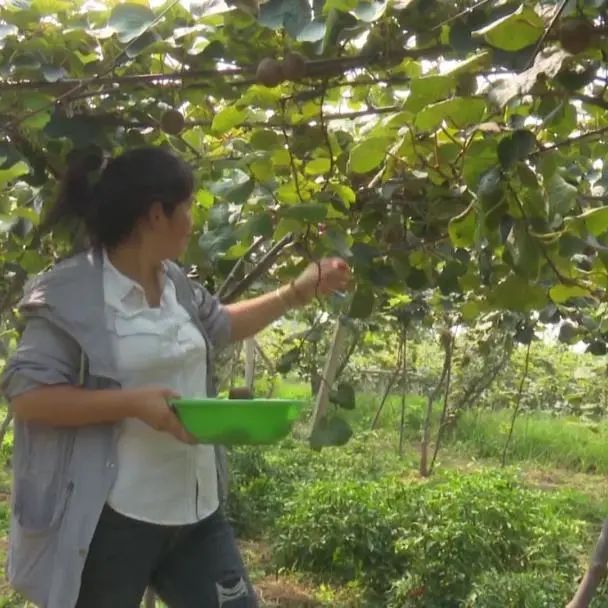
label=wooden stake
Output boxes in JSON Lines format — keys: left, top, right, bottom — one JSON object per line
{"left": 309, "top": 317, "right": 349, "bottom": 433}
{"left": 244, "top": 338, "right": 256, "bottom": 393}
{"left": 567, "top": 519, "right": 608, "bottom": 608}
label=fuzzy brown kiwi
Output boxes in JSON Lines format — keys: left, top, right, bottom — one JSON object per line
{"left": 160, "top": 109, "right": 185, "bottom": 135}
{"left": 256, "top": 57, "right": 284, "bottom": 87}
{"left": 281, "top": 52, "right": 307, "bottom": 82}
{"left": 229, "top": 387, "right": 254, "bottom": 400}
{"left": 559, "top": 18, "right": 595, "bottom": 55}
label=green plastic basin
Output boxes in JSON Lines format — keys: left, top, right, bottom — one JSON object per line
{"left": 171, "top": 398, "right": 304, "bottom": 445}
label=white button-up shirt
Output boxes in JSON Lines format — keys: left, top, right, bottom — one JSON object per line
{"left": 103, "top": 252, "right": 218, "bottom": 525}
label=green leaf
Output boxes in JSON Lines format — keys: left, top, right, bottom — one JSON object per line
{"left": 13, "top": 207, "right": 39, "bottom": 224}
{"left": 297, "top": 18, "right": 326, "bottom": 42}
{"left": 477, "top": 167, "right": 505, "bottom": 210}
{"left": 22, "top": 111, "right": 51, "bottom": 130}
{"left": 463, "top": 140, "right": 499, "bottom": 188}
{"left": 404, "top": 75, "right": 455, "bottom": 113}
{"left": 281, "top": 203, "right": 327, "bottom": 223}
{"left": 438, "top": 261, "right": 466, "bottom": 295}
{"left": 349, "top": 288, "right": 374, "bottom": 318}
{"left": 497, "top": 130, "right": 537, "bottom": 169}
{"left": 547, "top": 173, "right": 578, "bottom": 216}
{"left": 461, "top": 300, "right": 485, "bottom": 321}
{"left": 569, "top": 207, "right": 608, "bottom": 237}
{"left": 349, "top": 137, "right": 388, "bottom": 173}
{"left": 323, "top": 227, "right": 352, "bottom": 258}
{"left": 330, "top": 183, "right": 356, "bottom": 205}
{"left": 41, "top": 65, "right": 66, "bottom": 83}
{"left": 196, "top": 189, "right": 215, "bottom": 208}
{"left": 474, "top": 6, "right": 544, "bottom": 51}
{"left": 212, "top": 106, "right": 247, "bottom": 134}
{"left": 0, "top": 161, "right": 29, "bottom": 187}
{"left": 329, "top": 382, "right": 356, "bottom": 410}
{"left": 305, "top": 158, "right": 331, "bottom": 176}
{"left": 508, "top": 221, "right": 540, "bottom": 280}
{"left": 259, "top": 0, "right": 312, "bottom": 37}
{"left": 210, "top": 174, "right": 254, "bottom": 204}
{"left": 188, "top": 35, "right": 211, "bottom": 55}
{"left": 490, "top": 275, "right": 547, "bottom": 312}
{"left": 250, "top": 129, "right": 281, "bottom": 150}
{"left": 444, "top": 51, "right": 492, "bottom": 78}
{"left": 19, "top": 250, "right": 47, "bottom": 273}
{"left": 323, "top": 0, "right": 357, "bottom": 13}
{"left": 249, "top": 157, "right": 274, "bottom": 182}
{"left": 108, "top": 3, "right": 156, "bottom": 43}
{"left": 352, "top": 1, "right": 387, "bottom": 22}
{"left": 414, "top": 97, "right": 485, "bottom": 131}
{"left": 550, "top": 284, "right": 590, "bottom": 304}
{"left": 309, "top": 416, "right": 353, "bottom": 450}
{"left": 276, "top": 347, "right": 300, "bottom": 374}
{"left": 0, "top": 215, "right": 17, "bottom": 233}
{"left": 276, "top": 183, "right": 302, "bottom": 204}
{"left": 240, "top": 212, "right": 274, "bottom": 239}
{"left": 587, "top": 341, "right": 607, "bottom": 356}
{"left": 448, "top": 205, "right": 476, "bottom": 247}
{"left": 125, "top": 30, "right": 161, "bottom": 58}
{"left": 198, "top": 226, "right": 236, "bottom": 259}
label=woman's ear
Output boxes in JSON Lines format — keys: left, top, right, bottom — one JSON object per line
{"left": 147, "top": 201, "right": 166, "bottom": 227}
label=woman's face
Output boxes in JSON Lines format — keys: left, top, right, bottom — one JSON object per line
{"left": 145, "top": 199, "right": 193, "bottom": 261}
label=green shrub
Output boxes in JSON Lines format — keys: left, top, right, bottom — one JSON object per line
{"left": 390, "top": 472, "right": 583, "bottom": 606}
{"left": 461, "top": 570, "right": 574, "bottom": 608}
{"left": 226, "top": 445, "right": 285, "bottom": 536}
{"left": 228, "top": 433, "right": 407, "bottom": 536}
{"left": 274, "top": 478, "right": 409, "bottom": 591}
{"left": 274, "top": 471, "right": 585, "bottom": 606}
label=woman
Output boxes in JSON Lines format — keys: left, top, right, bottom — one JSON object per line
{"left": 1, "top": 146, "right": 350, "bottom": 608}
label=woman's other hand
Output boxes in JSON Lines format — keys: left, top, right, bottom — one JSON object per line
{"left": 128, "top": 387, "right": 196, "bottom": 444}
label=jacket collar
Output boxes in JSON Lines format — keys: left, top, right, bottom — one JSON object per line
{"left": 19, "top": 249, "right": 118, "bottom": 380}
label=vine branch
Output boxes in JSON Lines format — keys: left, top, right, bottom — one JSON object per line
{"left": 420, "top": 330, "right": 453, "bottom": 477}
{"left": 429, "top": 332, "right": 455, "bottom": 475}
{"left": 501, "top": 340, "right": 532, "bottom": 467}
{"left": 220, "top": 233, "right": 294, "bottom": 304}
{"left": 525, "top": 0, "right": 570, "bottom": 69}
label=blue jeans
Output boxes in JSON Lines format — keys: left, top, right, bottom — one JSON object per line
{"left": 76, "top": 505, "right": 258, "bottom": 608}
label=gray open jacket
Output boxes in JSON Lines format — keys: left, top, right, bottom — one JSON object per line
{"left": 0, "top": 249, "right": 231, "bottom": 608}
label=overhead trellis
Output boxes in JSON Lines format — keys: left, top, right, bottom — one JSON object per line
{"left": 2, "top": 0, "right": 608, "bottom": 403}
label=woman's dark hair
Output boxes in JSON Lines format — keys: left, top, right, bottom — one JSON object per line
{"left": 50, "top": 145, "right": 194, "bottom": 248}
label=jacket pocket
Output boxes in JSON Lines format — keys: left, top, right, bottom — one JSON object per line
{"left": 7, "top": 477, "right": 72, "bottom": 603}
{"left": 13, "top": 476, "right": 74, "bottom": 537}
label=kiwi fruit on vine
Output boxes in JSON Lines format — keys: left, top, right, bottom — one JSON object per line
{"left": 281, "top": 51, "right": 307, "bottom": 82}
{"left": 256, "top": 58, "right": 284, "bottom": 87}
{"left": 160, "top": 109, "right": 185, "bottom": 135}
{"left": 382, "top": 221, "right": 405, "bottom": 246}
{"left": 559, "top": 18, "right": 595, "bottom": 55}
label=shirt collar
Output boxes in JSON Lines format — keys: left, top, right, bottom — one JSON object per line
{"left": 102, "top": 249, "right": 168, "bottom": 314}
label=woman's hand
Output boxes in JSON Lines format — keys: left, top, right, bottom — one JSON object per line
{"left": 292, "top": 257, "right": 352, "bottom": 304}
{"left": 127, "top": 387, "right": 196, "bottom": 444}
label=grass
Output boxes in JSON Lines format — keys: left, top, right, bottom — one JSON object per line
{"left": 452, "top": 408, "right": 608, "bottom": 474}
